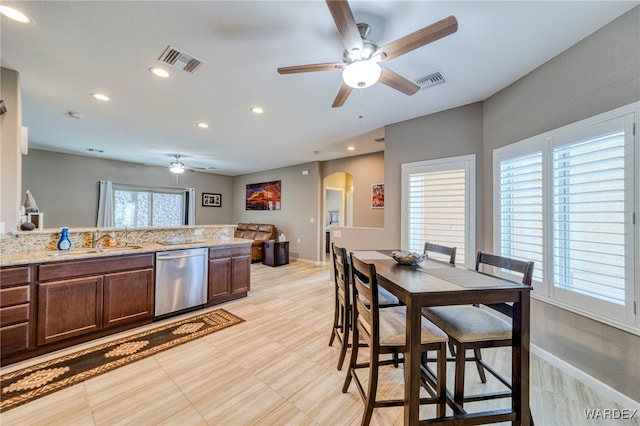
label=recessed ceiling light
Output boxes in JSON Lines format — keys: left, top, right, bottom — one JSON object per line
{"left": 347, "top": 146, "right": 355, "bottom": 151}
{"left": 251, "top": 106, "right": 264, "bottom": 114}
{"left": 197, "top": 122, "right": 209, "bottom": 129}
{"left": 91, "top": 93, "right": 110, "bottom": 102}
{"left": 0, "top": 6, "right": 31, "bottom": 24}
{"left": 149, "top": 67, "right": 170, "bottom": 78}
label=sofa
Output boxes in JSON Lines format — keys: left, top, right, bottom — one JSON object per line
{"left": 235, "top": 223, "right": 277, "bottom": 262}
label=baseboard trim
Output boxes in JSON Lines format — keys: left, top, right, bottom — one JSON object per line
{"left": 531, "top": 344, "right": 640, "bottom": 411}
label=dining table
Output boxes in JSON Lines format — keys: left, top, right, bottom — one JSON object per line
{"left": 352, "top": 250, "right": 532, "bottom": 426}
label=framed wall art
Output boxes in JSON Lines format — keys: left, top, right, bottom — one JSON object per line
{"left": 246, "top": 180, "right": 281, "bottom": 210}
{"left": 202, "top": 192, "right": 222, "bottom": 207}
{"left": 371, "top": 183, "right": 384, "bottom": 209}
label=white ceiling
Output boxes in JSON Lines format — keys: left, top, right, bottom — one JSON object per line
{"left": 1, "top": 1, "right": 637, "bottom": 175}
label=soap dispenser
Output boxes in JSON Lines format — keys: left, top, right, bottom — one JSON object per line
{"left": 57, "top": 227, "right": 72, "bottom": 251}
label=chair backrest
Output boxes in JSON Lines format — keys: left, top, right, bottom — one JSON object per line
{"left": 332, "top": 243, "right": 350, "bottom": 306}
{"left": 475, "top": 251, "right": 534, "bottom": 285}
{"left": 475, "top": 251, "right": 535, "bottom": 318}
{"left": 349, "top": 253, "right": 379, "bottom": 346}
{"left": 424, "top": 242, "right": 456, "bottom": 264}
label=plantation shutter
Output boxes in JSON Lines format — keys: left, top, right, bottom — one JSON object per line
{"left": 552, "top": 127, "right": 627, "bottom": 305}
{"left": 407, "top": 168, "right": 467, "bottom": 265}
{"left": 498, "top": 152, "right": 544, "bottom": 282}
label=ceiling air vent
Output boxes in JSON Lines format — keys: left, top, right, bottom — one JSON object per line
{"left": 414, "top": 71, "right": 445, "bottom": 90}
{"left": 158, "top": 45, "right": 203, "bottom": 73}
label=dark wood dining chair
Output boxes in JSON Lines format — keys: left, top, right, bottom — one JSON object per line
{"left": 328, "top": 244, "right": 352, "bottom": 370}
{"left": 329, "top": 244, "right": 401, "bottom": 371}
{"left": 422, "top": 251, "right": 534, "bottom": 417}
{"left": 423, "top": 242, "right": 456, "bottom": 264}
{"left": 343, "top": 253, "right": 448, "bottom": 426}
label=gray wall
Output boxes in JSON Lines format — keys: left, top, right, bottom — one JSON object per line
{"left": 22, "top": 149, "right": 234, "bottom": 227}
{"left": 481, "top": 7, "right": 640, "bottom": 401}
{"left": 384, "top": 102, "right": 485, "bottom": 248}
{"left": 321, "top": 151, "right": 385, "bottom": 228}
{"left": 232, "top": 162, "right": 321, "bottom": 260}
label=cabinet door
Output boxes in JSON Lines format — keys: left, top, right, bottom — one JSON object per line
{"left": 231, "top": 254, "right": 251, "bottom": 295}
{"left": 103, "top": 269, "right": 154, "bottom": 329}
{"left": 208, "top": 257, "right": 232, "bottom": 301}
{"left": 37, "top": 276, "right": 103, "bottom": 345}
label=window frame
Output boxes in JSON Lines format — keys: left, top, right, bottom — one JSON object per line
{"left": 493, "top": 102, "right": 639, "bottom": 334}
{"left": 401, "top": 154, "right": 476, "bottom": 269}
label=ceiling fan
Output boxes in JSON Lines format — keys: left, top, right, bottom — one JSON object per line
{"left": 277, "top": 0, "right": 458, "bottom": 108}
{"left": 168, "top": 154, "right": 209, "bottom": 174}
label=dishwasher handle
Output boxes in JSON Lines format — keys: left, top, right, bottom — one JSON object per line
{"left": 157, "top": 252, "right": 207, "bottom": 261}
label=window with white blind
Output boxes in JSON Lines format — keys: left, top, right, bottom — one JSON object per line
{"left": 401, "top": 155, "right": 476, "bottom": 267}
{"left": 498, "top": 152, "right": 544, "bottom": 283}
{"left": 114, "top": 185, "right": 185, "bottom": 228}
{"left": 494, "top": 103, "right": 638, "bottom": 332}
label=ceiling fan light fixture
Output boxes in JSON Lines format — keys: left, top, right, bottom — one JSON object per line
{"left": 0, "top": 6, "right": 31, "bottom": 24}
{"left": 169, "top": 161, "right": 185, "bottom": 173}
{"left": 342, "top": 60, "right": 381, "bottom": 89}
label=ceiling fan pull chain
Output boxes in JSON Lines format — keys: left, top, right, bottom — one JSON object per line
{"left": 358, "top": 88, "right": 364, "bottom": 125}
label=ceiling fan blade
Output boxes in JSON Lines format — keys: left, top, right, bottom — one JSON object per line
{"left": 277, "top": 62, "right": 344, "bottom": 74}
{"left": 375, "top": 15, "right": 458, "bottom": 62}
{"left": 379, "top": 68, "right": 420, "bottom": 96}
{"left": 331, "top": 83, "right": 353, "bottom": 108}
{"left": 326, "top": 0, "right": 364, "bottom": 53}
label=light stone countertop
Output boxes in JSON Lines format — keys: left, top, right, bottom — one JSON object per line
{"left": 0, "top": 238, "right": 252, "bottom": 267}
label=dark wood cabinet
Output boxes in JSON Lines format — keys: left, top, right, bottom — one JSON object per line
{"left": 208, "top": 257, "right": 232, "bottom": 300}
{"left": 208, "top": 245, "right": 250, "bottom": 305}
{"left": 103, "top": 269, "right": 154, "bottom": 329}
{"left": 36, "top": 254, "right": 154, "bottom": 347}
{"left": 0, "top": 265, "right": 35, "bottom": 356}
{"left": 37, "top": 276, "right": 103, "bottom": 345}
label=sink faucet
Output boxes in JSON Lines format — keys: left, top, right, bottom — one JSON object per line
{"left": 91, "top": 231, "right": 109, "bottom": 248}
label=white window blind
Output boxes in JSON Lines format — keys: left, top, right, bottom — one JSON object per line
{"left": 552, "top": 130, "right": 626, "bottom": 305}
{"left": 494, "top": 104, "right": 637, "bottom": 332}
{"left": 402, "top": 155, "right": 475, "bottom": 267}
{"left": 498, "top": 152, "right": 544, "bottom": 283}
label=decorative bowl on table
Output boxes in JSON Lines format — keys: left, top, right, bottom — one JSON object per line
{"left": 391, "top": 250, "right": 426, "bottom": 266}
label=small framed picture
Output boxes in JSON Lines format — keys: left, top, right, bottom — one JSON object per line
{"left": 371, "top": 183, "right": 384, "bottom": 209}
{"left": 202, "top": 192, "right": 222, "bottom": 207}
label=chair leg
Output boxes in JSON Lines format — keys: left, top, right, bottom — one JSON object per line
{"left": 448, "top": 341, "right": 456, "bottom": 357}
{"left": 329, "top": 297, "right": 339, "bottom": 346}
{"left": 453, "top": 343, "right": 466, "bottom": 410}
{"left": 473, "top": 348, "right": 487, "bottom": 383}
{"left": 342, "top": 327, "right": 359, "bottom": 393}
{"left": 361, "top": 348, "right": 380, "bottom": 426}
{"left": 337, "top": 307, "right": 350, "bottom": 370}
{"left": 436, "top": 342, "right": 447, "bottom": 417}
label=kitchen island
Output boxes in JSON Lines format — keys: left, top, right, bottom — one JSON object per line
{"left": 0, "top": 225, "right": 252, "bottom": 365}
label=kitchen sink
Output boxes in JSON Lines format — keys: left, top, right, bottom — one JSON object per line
{"left": 48, "top": 245, "right": 144, "bottom": 256}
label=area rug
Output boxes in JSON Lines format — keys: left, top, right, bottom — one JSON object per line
{"left": 0, "top": 309, "right": 244, "bottom": 412}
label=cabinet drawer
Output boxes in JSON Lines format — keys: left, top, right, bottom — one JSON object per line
{"left": 38, "top": 254, "right": 154, "bottom": 281}
{"left": 0, "top": 266, "right": 31, "bottom": 287}
{"left": 0, "top": 304, "right": 30, "bottom": 326}
{"left": 0, "top": 322, "right": 30, "bottom": 355}
{"left": 0, "top": 285, "right": 30, "bottom": 308}
{"left": 209, "top": 245, "right": 250, "bottom": 259}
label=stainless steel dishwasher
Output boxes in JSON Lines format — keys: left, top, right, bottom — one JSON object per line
{"left": 155, "top": 247, "right": 208, "bottom": 318}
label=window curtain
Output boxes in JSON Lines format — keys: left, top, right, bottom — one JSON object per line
{"left": 97, "top": 180, "right": 115, "bottom": 227}
{"left": 186, "top": 188, "right": 196, "bottom": 225}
